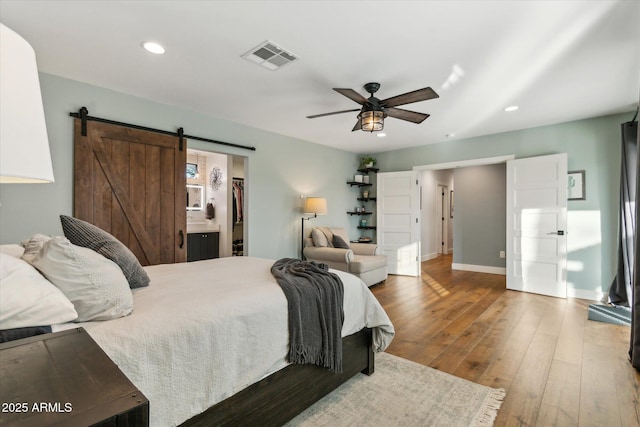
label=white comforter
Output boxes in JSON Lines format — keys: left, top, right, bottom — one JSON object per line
{"left": 71, "top": 257, "right": 394, "bottom": 427}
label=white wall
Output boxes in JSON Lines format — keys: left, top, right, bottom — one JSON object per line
{"left": 420, "top": 169, "right": 454, "bottom": 260}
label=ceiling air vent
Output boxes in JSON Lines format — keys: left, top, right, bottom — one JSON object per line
{"left": 242, "top": 40, "right": 298, "bottom": 71}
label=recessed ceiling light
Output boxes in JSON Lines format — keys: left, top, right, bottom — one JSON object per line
{"left": 377, "top": 133, "right": 386, "bottom": 138}
{"left": 142, "top": 41, "right": 165, "bottom": 55}
{"left": 446, "top": 133, "right": 456, "bottom": 138}
{"left": 504, "top": 105, "right": 519, "bottom": 112}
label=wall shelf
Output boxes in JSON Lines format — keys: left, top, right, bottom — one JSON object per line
{"left": 346, "top": 181, "right": 372, "bottom": 187}
{"left": 349, "top": 164, "right": 378, "bottom": 241}
{"left": 357, "top": 167, "right": 379, "bottom": 174}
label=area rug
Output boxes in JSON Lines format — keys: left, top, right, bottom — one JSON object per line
{"left": 587, "top": 303, "right": 631, "bottom": 325}
{"left": 287, "top": 352, "right": 505, "bottom": 427}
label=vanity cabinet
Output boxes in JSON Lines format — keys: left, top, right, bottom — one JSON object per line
{"left": 187, "top": 232, "right": 219, "bottom": 262}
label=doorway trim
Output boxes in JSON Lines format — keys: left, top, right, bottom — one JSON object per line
{"left": 413, "top": 154, "right": 515, "bottom": 273}
{"left": 436, "top": 183, "right": 449, "bottom": 256}
{"left": 413, "top": 155, "right": 515, "bottom": 172}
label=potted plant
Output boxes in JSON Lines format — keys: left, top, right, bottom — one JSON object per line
{"left": 360, "top": 155, "right": 377, "bottom": 169}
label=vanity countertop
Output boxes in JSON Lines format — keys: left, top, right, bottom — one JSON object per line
{"left": 187, "top": 222, "right": 220, "bottom": 233}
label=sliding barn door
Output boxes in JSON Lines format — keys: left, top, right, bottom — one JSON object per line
{"left": 74, "top": 119, "right": 186, "bottom": 265}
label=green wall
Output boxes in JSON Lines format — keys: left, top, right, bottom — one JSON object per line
{"left": 375, "top": 113, "right": 631, "bottom": 298}
{"left": 0, "top": 72, "right": 630, "bottom": 297}
{"left": 0, "top": 74, "right": 360, "bottom": 260}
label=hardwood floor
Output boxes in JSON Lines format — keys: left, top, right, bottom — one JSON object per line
{"left": 370, "top": 254, "right": 640, "bottom": 427}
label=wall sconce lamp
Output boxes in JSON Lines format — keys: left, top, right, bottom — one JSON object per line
{"left": 0, "top": 24, "right": 55, "bottom": 183}
{"left": 301, "top": 197, "right": 327, "bottom": 259}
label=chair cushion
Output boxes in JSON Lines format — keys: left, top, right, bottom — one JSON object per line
{"left": 311, "top": 228, "right": 330, "bottom": 247}
{"left": 349, "top": 255, "right": 387, "bottom": 274}
{"left": 313, "top": 226, "right": 337, "bottom": 248}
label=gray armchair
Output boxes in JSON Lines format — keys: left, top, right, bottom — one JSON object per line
{"left": 303, "top": 226, "right": 387, "bottom": 287}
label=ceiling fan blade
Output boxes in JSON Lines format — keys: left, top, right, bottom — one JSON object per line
{"left": 381, "top": 87, "right": 439, "bottom": 108}
{"left": 351, "top": 118, "right": 362, "bottom": 132}
{"left": 385, "top": 107, "right": 430, "bottom": 124}
{"left": 306, "top": 108, "right": 361, "bottom": 119}
{"left": 333, "top": 88, "right": 368, "bottom": 105}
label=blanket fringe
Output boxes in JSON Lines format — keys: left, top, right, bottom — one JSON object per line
{"left": 473, "top": 388, "right": 505, "bottom": 427}
{"left": 289, "top": 343, "right": 342, "bottom": 373}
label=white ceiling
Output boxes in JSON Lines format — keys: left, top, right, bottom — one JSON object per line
{"left": 1, "top": 1, "right": 638, "bottom": 154}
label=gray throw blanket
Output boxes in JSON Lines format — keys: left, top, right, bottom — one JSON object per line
{"left": 271, "top": 258, "right": 344, "bottom": 373}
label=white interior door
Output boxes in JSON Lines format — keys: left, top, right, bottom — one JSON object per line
{"left": 506, "top": 153, "right": 567, "bottom": 298}
{"left": 377, "top": 171, "right": 420, "bottom": 276}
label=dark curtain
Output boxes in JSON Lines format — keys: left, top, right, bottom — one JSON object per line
{"left": 609, "top": 121, "right": 638, "bottom": 306}
{"left": 632, "top": 118, "right": 640, "bottom": 370}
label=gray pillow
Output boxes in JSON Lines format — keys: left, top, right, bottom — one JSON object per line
{"left": 60, "top": 215, "right": 150, "bottom": 288}
{"left": 332, "top": 234, "right": 351, "bottom": 249}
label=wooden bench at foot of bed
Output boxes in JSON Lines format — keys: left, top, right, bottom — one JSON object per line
{"left": 182, "top": 328, "right": 374, "bottom": 426}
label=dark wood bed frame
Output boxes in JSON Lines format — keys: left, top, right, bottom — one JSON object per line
{"left": 182, "top": 328, "right": 375, "bottom": 426}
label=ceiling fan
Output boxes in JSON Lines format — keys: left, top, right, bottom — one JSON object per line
{"left": 306, "top": 82, "right": 439, "bottom": 132}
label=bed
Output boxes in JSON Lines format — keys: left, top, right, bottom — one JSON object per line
{"left": 0, "top": 243, "right": 394, "bottom": 426}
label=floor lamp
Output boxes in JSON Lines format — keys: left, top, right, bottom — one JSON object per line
{"left": 301, "top": 197, "right": 327, "bottom": 259}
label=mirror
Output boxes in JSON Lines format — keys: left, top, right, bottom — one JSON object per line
{"left": 186, "top": 184, "right": 204, "bottom": 210}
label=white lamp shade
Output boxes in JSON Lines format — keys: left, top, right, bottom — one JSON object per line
{"left": 303, "top": 197, "right": 327, "bottom": 215}
{"left": 0, "top": 24, "right": 55, "bottom": 183}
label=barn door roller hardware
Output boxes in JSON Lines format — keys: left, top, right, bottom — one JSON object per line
{"left": 69, "top": 107, "right": 256, "bottom": 152}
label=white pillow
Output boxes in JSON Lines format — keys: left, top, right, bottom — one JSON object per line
{"left": 0, "top": 253, "right": 78, "bottom": 329}
{"left": 20, "top": 233, "right": 51, "bottom": 263}
{"left": 0, "top": 244, "right": 24, "bottom": 258}
{"left": 28, "top": 237, "right": 133, "bottom": 322}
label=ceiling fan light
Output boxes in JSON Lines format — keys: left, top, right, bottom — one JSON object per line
{"left": 360, "top": 110, "right": 384, "bottom": 132}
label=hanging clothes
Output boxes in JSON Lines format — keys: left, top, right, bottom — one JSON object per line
{"left": 232, "top": 178, "right": 244, "bottom": 223}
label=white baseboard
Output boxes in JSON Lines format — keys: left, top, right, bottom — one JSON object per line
{"left": 451, "top": 263, "right": 506, "bottom": 275}
{"left": 421, "top": 252, "right": 438, "bottom": 262}
{"left": 567, "top": 287, "right": 604, "bottom": 302}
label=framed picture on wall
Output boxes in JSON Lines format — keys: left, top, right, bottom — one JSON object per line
{"left": 186, "top": 163, "right": 198, "bottom": 179}
{"left": 568, "top": 170, "right": 585, "bottom": 200}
